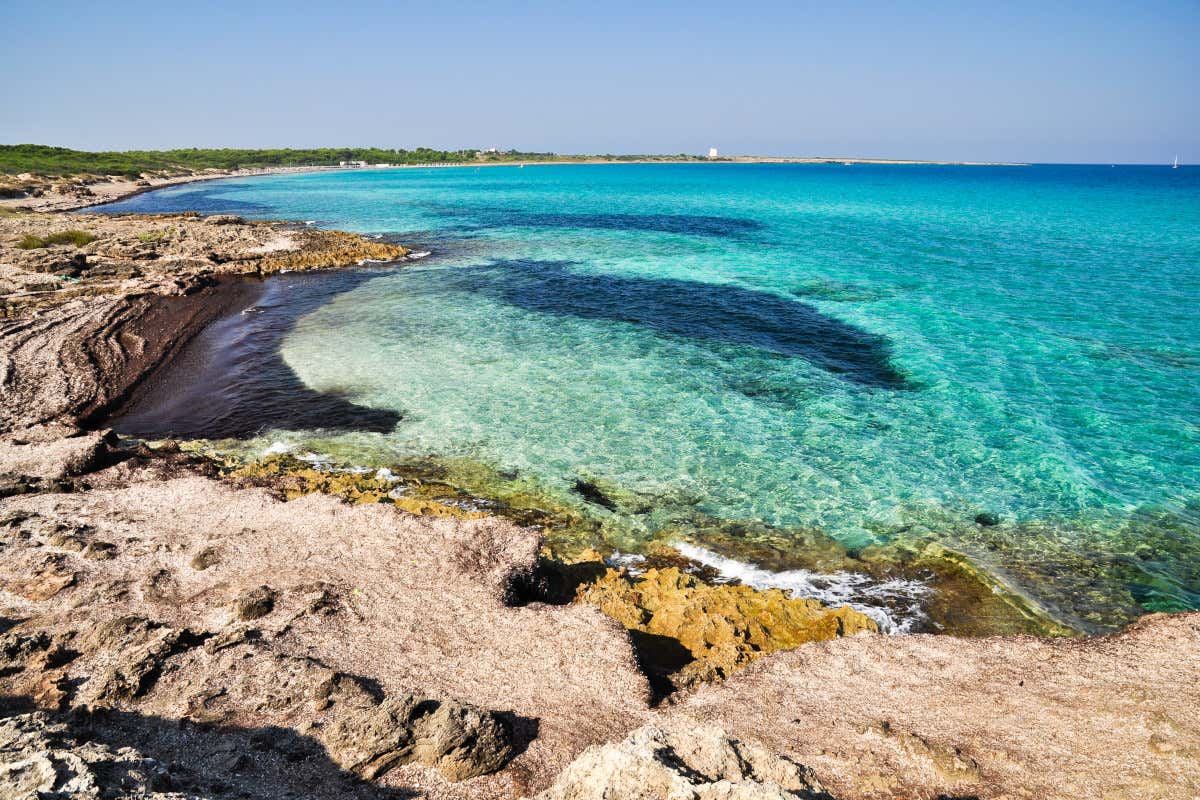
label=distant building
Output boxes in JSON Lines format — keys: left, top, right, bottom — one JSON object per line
{"left": 708, "top": 147, "right": 719, "bottom": 159}
{"left": 339, "top": 160, "right": 369, "bottom": 167}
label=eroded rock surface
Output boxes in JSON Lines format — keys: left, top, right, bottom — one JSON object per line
{"left": 0, "top": 212, "right": 407, "bottom": 434}
{"left": 672, "top": 611, "right": 1200, "bottom": 800}
{"left": 0, "top": 711, "right": 188, "bottom": 799}
{"left": 535, "top": 722, "right": 831, "bottom": 800}
{"left": 0, "top": 471, "right": 649, "bottom": 799}
{"left": 323, "top": 694, "right": 514, "bottom": 781}
{"left": 575, "top": 564, "right": 876, "bottom": 688}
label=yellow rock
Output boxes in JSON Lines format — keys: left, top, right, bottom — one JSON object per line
{"left": 575, "top": 566, "right": 876, "bottom": 687}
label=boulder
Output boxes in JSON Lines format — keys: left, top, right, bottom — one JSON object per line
{"left": 321, "top": 693, "right": 515, "bottom": 782}
{"left": 0, "top": 712, "right": 183, "bottom": 799}
{"left": 232, "top": 585, "right": 276, "bottom": 621}
{"left": 575, "top": 566, "right": 876, "bottom": 687}
{"left": 535, "top": 721, "right": 831, "bottom": 799}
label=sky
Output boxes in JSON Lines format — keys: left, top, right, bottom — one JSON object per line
{"left": 2, "top": 0, "right": 1197, "bottom": 163}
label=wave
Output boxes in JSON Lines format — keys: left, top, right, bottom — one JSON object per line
{"left": 672, "top": 542, "right": 930, "bottom": 634}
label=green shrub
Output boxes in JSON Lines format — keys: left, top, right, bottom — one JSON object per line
{"left": 44, "top": 229, "right": 94, "bottom": 246}
{"left": 14, "top": 229, "right": 94, "bottom": 249}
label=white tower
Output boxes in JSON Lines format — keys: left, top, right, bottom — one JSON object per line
{"left": 707, "top": 147, "right": 719, "bottom": 159}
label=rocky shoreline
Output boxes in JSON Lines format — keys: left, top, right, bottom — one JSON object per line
{"left": 1, "top": 204, "right": 1198, "bottom": 799}
{"left": 0, "top": 166, "right": 352, "bottom": 215}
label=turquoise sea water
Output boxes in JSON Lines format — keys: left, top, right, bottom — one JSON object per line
{"left": 100, "top": 164, "right": 1200, "bottom": 632}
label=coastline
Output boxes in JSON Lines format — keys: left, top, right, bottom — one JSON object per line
{"left": 1, "top": 156, "right": 1026, "bottom": 215}
{"left": 0, "top": 165, "right": 355, "bottom": 214}
{"left": 1, "top": 194, "right": 1197, "bottom": 798}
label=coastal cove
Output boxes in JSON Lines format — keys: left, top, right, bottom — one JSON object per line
{"left": 1, "top": 165, "right": 1198, "bottom": 800}
{"left": 97, "top": 162, "right": 1200, "bottom": 636}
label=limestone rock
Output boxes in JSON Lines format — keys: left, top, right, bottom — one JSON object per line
{"left": 575, "top": 566, "right": 876, "bottom": 686}
{"left": 0, "top": 429, "right": 114, "bottom": 480}
{"left": 233, "top": 585, "right": 276, "bottom": 621}
{"left": 0, "top": 712, "right": 190, "bottom": 799}
{"left": 189, "top": 546, "right": 220, "bottom": 570}
{"left": 535, "top": 721, "right": 831, "bottom": 799}
{"left": 79, "top": 616, "right": 204, "bottom": 707}
{"left": 321, "top": 693, "right": 515, "bottom": 782}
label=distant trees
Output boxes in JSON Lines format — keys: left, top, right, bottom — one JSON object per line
{"left": 0, "top": 144, "right": 561, "bottom": 177}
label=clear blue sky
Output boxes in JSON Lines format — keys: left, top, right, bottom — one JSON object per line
{"left": 3, "top": 0, "right": 1196, "bottom": 163}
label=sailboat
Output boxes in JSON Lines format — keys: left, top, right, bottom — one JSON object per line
{"left": 1174, "top": 155, "right": 1180, "bottom": 169}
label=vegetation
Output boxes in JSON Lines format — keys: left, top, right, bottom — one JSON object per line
{"left": 0, "top": 144, "right": 565, "bottom": 177}
{"left": 16, "top": 230, "right": 95, "bottom": 249}
{"left": 0, "top": 145, "right": 720, "bottom": 180}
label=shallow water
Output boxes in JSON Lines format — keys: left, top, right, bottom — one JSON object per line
{"left": 100, "top": 164, "right": 1200, "bottom": 631}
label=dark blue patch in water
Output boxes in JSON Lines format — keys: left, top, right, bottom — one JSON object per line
{"left": 430, "top": 205, "right": 765, "bottom": 239}
{"left": 112, "top": 270, "right": 404, "bottom": 439}
{"left": 446, "top": 260, "right": 912, "bottom": 390}
{"left": 88, "top": 184, "right": 275, "bottom": 216}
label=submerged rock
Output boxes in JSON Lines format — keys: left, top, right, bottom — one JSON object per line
{"left": 536, "top": 721, "right": 830, "bottom": 799}
{"left": 572, "top": 478, "right": 618, "bottom": 511}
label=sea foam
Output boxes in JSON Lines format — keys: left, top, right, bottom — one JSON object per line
{"left": 672, "top": 542, "right": 930, "bottom": 635}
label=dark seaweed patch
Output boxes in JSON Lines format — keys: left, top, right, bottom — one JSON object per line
{"left": 449, "top": 260, "right": 912, "bottom": 390}
{"left": 112, "top": 270, "right": 402, "bottom": 439}
{"left": 431, "top": 206, "right": 765, "bottom": 239}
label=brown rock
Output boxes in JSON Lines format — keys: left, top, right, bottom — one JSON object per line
{"left": 536, "top": 721, "right": 829, "bottom": 799}
{"left": 233, "top": 585, "right": 276, "bottom": 620}
{"left": 82, "top": 540, "right": 117, "bottom": 560}
{"left": 79, "top": 616, "right": 204, "bottom": 706}
{"left": 575, "top": 566, "right": 876, "bottom": 686}
{"left": 189, "top": 545, "right": 220, "bottom": 570}
{"left": 320, "top": 693, "right": 515, "bottom": 782}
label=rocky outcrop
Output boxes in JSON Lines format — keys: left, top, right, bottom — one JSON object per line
{"left": 0, "top": 211, "right": 407, "bottom": 433}
{"left": 0, "top": 711, "right": 188, "bottom": 800}
{"left": 672, "top": 611, "right": 1200, "bottom": 800}
{"left": 1, "top": 211, "right": 406, "bottom": 314}
{"left": 322, "top": 694, "right": 514, "bottom": 781}
{"left": 535, "top": 722, "right": 831, "bottom": 799}
{"left": 0, "top": 467, "right": 650, "bottom": 799}
{"left": 574, "top": 563, "right": 875, "bottom": 688}
{"left": 0, "top": 427, "right": 115, "bottom": 480}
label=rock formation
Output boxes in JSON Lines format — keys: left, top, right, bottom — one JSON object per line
{"left": 535, "top": 722, "right": 831, "bottom": 799}
{"left": 574, "top": 564, "right": 876, "bottom": 689}
{"left": 0, "top": 711, "right": 187, "bottom": 799}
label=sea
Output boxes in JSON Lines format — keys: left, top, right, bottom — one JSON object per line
{"left": 95, "top": 162, "right": 1200, "bottom": 633}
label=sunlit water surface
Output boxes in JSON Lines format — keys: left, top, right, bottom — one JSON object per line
{"left": 100, "top": 164, "right": 1200, "bottom": 632}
